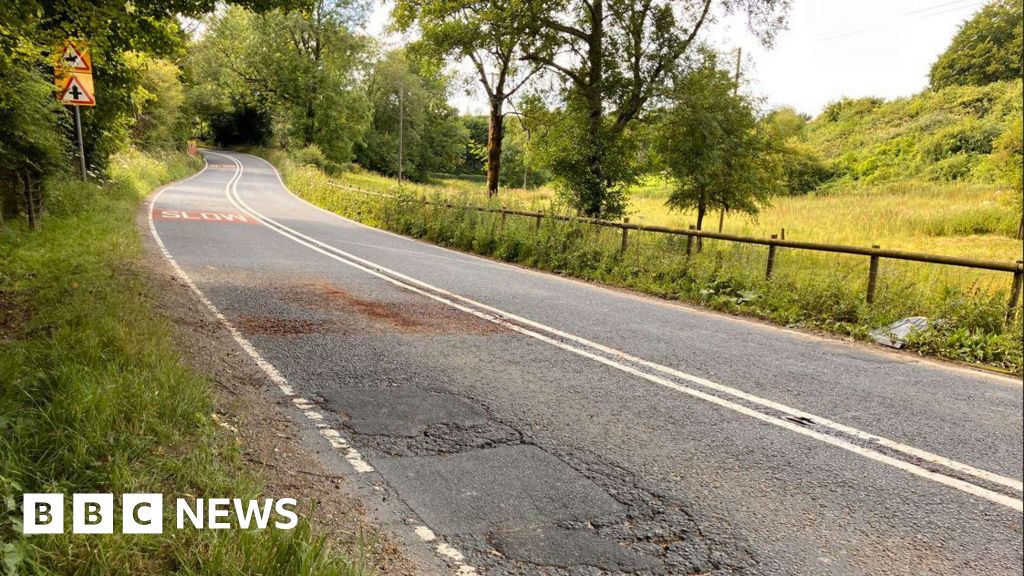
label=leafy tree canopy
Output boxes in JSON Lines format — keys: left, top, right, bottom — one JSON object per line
{"left": 521, "top": 0, "right": 789, "bottom": 217}
{"left": 652, "top": 53, "right": 781, "bottom": 229}
{"left": 188, "top": 1, "right": 372, "bottom": 165}
{"left": 929, "top": 0, "right": 1023, "bottom": 89}
{"left": 355, "top": 50, "right": 468, "bottom": 181}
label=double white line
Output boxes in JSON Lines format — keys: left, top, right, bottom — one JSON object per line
{"left": 208, "top": 151, "right": 1023, "bottom": 513}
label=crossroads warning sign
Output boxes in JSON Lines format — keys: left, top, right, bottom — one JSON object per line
{"left": 56, "top": 73, "right": 96, "bottom": 106}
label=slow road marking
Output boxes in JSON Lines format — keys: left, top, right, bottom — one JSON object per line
{"left": 155, "top": 209, "right": 258, "bottom": 224}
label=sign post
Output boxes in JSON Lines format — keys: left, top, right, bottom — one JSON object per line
{"left": 54, "top": 40, "right": 95, "bottom": 180}
{"left": 74, "top": 107, "right": 86, "bottom": 179}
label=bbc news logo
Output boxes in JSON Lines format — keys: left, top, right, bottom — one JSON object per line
{"left": 22, "top": 494, "right": 298, "bottom": 534}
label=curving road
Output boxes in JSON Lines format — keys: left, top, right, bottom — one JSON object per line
{"left": 148, "top": 150, "right": 1023, "bottom": 575}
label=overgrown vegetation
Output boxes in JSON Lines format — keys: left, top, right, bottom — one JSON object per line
{"left": 802, "top": 80, "right": 1023, "bottom": 188}
{"left": 268, "top": 150, "right": 1023, "bottom": 373}
{"left": 0, "top": 151, "right": 366, "bottom": 574}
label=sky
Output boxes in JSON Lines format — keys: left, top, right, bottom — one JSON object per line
{"left": 364, "top": 0, "right": 987, "bottom": 117}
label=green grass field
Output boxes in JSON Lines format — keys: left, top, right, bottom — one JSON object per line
{"left": 296, "top": 157, "right": 1023, "bottom": 373}
{"left": 337, "top": 169, "right": 1021, "bottom": 260}
{"left": 0, "top": 150, "right": 364, "bottom": 575}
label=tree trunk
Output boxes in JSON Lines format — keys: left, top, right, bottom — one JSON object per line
{"left": 581, "top": 0, "right": 605, "bottom": 217}
{"left": 486, "top": 98, "right": 504, "bottom": 198}
{"left": 304, "top": 101, "right": 316, "bottom": 146}
{"left": 695, "top": 198, "right": 706, "bottom": 252}
{"left": 20, "top": 170, "right": 36, "bottom": 231}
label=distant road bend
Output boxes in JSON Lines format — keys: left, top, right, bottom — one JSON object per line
{"left": 149, "top": 150, "right": 1023, "bottom": 575}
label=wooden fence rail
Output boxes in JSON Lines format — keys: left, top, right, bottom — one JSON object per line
{"left": 325, "top": 180, "right": 1024, "bottom": 320}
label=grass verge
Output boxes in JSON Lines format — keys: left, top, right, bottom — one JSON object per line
{"left": 0, "top": 149, "right": 365, "bottom": 575}
{"left": 260, "top": 149, "right": 1023, "bottom": 375}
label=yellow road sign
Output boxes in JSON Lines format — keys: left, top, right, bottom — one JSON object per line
{"left": 54, "top": 39, "right": 95, "bottom": 106}
{"left": 55, "top": 40, "right": 92, "bottom": 74}
{"left": 56, "top": 73, "right": 96, "bottom": 106}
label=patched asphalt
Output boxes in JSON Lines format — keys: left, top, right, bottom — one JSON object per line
{"left": 148, "top": 150, "right": 1024, "bottom": 575}
{"left": 323, "top": 387, "right": 489, "bottom": 436}
{"left": 376, "top": 445, "right": 623, "bottom": 534}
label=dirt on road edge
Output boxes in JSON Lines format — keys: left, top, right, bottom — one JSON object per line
{"left": 136, "top": 183, "right": 422, "bottom": 576}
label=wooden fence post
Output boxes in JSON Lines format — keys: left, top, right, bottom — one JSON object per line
{"left": 500, "top": 206, "right": 507, "bottom": 228}
{"left": 686, "top": 226, "right": 695, "bottom": 258}
{"left": 535, "top": 213, "right": 542, "bottom": 232}
{"left": 620, "top": 218, "right": 630, "bottom": 254}
{"left": 1007, "top": 260, "right": 1023, "bottom": 322}
{"left": 766, "top": 235, "right": 778, "bottom": 280}
{"left": 866, "top": 245, "right": 881, "bottom": 304}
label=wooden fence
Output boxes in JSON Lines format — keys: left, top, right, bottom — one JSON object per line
{"left": 325, "top": 181, "right": 1024, "bottom": 320}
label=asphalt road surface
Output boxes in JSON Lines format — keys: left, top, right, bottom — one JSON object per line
{"left": 149, "top": 150, "right": 1023, "bottom": 575}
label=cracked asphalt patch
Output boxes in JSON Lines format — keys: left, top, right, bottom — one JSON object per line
{"left": 375, "top": 445, "right": 624, "bottom": 535}
{"left": 323, "top": 386, "right": 489, "bottom": 436}
{"left": 489, "top": 526, "right": 661, "bottom": 572}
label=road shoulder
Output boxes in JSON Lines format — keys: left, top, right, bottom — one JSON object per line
{"left": 136, "top": 185, "right": 425, "bottom": 576}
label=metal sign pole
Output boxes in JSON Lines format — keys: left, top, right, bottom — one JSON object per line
{"left": 74, "top": 106, "right": 86, "bottom": 180}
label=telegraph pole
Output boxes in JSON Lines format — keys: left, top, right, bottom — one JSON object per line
{"left": 733, "top": 47, "right": 742, "bottom": 96}
{"left": 397, "top": 88, "right": 404, "bottom": 184}
{"left": 719, "top": 47, "right": 742, "bottom": 233}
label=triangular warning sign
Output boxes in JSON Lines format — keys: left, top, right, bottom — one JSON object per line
{"left": 60, "top": 75, "right": 95, "bottom": 106}
{"left": 58, "top": 41, "right": 91, "bottom": 73}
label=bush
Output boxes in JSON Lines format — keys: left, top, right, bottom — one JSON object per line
{"left": 806, "top": 80, "right": 1022, "bottom": 186}
{"left": 291, "top": 144, "right": 328, "bottom": 169}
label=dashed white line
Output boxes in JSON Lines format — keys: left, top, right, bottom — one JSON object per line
{"left": 414, "top": 525, "right": 437, "bottom": 541}
{"left": 147, "top": 157, "right": 374, "bottom": 476}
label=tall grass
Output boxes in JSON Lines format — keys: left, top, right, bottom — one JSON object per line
{"left": 275, "top": 152, "right": 1022, "bottom": 373}
{"left": 0, "top": 149, "right": 366, "bottom": 575}
{"left": 334, "top": 171, "right": 1022, "bottom": 265}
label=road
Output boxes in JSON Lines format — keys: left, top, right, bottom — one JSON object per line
{"left": 149, "top": 150, "right": 1023, "bottom": 575}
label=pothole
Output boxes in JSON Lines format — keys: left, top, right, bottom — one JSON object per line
{"left": 310, "top": 387, "right": 747, "bottom": 573}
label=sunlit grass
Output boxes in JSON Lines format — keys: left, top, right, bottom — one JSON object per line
{"left": 0, "top": 149, "right": 367, "bottom": 575}
{"left": 336, "top": 170, "right": 1020, "bottom": 258}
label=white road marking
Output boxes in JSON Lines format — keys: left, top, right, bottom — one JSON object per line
{"left": 251, "top": 155, "right": 1024, "bottom": 494}
{"left": 436, "top": 542, "right": 464, "bottom": 561}
{"left": 147, "top": 156, "right": 373, "bottom": 475}
{"left": 210, "top": 150, "right": 1024, "bottom": 512}
{"left": 414, "top": 525, "right": 437, "bottom": 541}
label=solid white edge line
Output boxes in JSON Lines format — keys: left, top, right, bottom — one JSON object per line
{"left": 212, "top": 151, "right": 1022, "bottom": 513}
{"left": 147, "top": 154, "right": 374, "bottom": 473}
{"left": 259, "top": 152, "right": 1023, "bottom": 387}
{"left": 223, "top": 151, "right": 1024, "bottom": 495}
{"left": 233, "top": 151, "right": 1024, "bottom": 492}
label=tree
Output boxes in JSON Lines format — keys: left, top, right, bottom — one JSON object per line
{"left": 188, "top": 1, "right": 371, "bottom": 164}
{"left": 930, "top": 0, "right": 1023, "bottom": 90}
{"left": 393, "top": 0, "right": 538, "bottom": 197}
{"left": 355, "top": 51, "right": 468, "bottom": 181}
{"left": 458, "top": 115, "right": 489, "bottom": 175}
{"left": 522, "top": 0, "right": 788, "bottom": 216}
{"left": 127, "top": 54, "right": 187, "bottom": 150}
{"left": 762, "top": 106, "right": 831, "bottom": 195}
{"left": 652, "top": 56, "right": 781, "bottom": 231}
